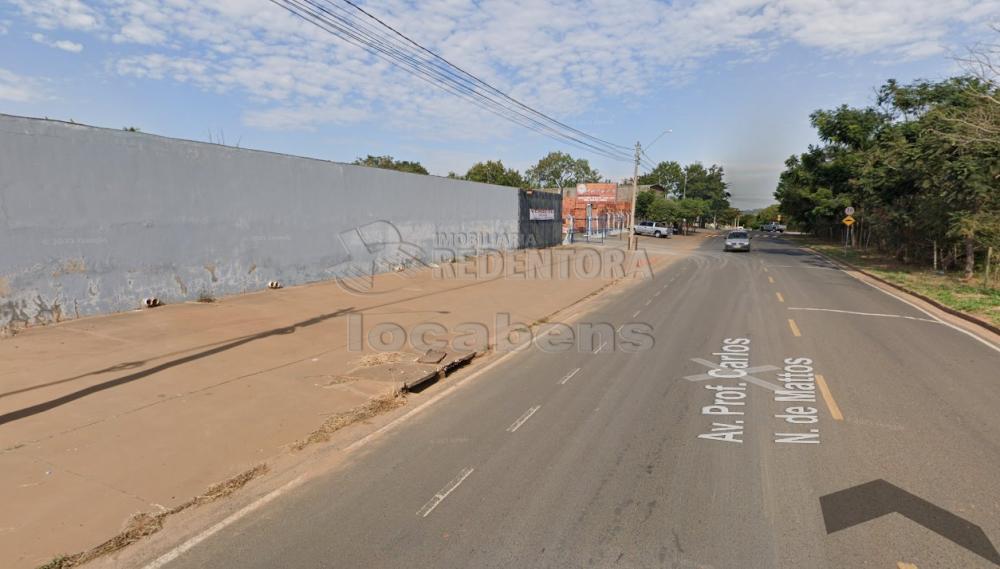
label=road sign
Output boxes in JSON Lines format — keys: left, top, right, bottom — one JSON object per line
{"left": 844, "top": 206, "right": 855, "bottom": 215}
{"left": 842, "top": 215, "right": 855, "bottom": 226}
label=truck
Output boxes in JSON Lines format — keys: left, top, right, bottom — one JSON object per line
{"left": 634, "top": 221, "right": 672, "bottom": 238}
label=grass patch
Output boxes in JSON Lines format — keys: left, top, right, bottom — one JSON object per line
{"left": 793, "top": 237, "right": 1000, "bottom": 326}
{"left": 36, "top": 464, "right": 268, "bottom": 569}
{"left": 292, "top": 391, "right": 407, "bottom": 451}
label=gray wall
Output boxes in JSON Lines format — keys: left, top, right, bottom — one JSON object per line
{"left": 0, "top": 114, "right": 521, "bottom": 331}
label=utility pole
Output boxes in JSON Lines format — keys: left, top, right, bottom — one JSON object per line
{"left": 628, "top": 140, "right": 640, "bottom": 250}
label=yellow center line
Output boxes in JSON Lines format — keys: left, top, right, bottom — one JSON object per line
{"left": 897, "top": 563, "right": 918, "bottom": 569}
{"left": 763, "top": 267, "right": 769, "bottom": 272}
{"left": 787, "top": 318, "right": 802, "bottom": 337}
{"left": 815, "top": 374, "right": 844, "bottom": 421}
{"left": 768, "top": 276, "right": 775, "bottom": 284}
{"left": 776, "top": 292, "right": 785, "bottom": 303}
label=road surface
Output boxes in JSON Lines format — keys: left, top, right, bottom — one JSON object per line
{"left": 157, "top": 233, "right": 1000, "bottom": 569}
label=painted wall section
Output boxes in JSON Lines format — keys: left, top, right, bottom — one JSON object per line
{"left": 0, "top": 114, "right": 521, "bottom": 332}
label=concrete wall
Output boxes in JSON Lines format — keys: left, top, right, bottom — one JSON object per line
{"left": 0, "top": 114, "right": 521, "bottom": 331}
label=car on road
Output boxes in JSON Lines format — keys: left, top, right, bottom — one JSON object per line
{"left": 724, "top": 230, "right": 751, "bottom": 252}
{"left": 761, "top": 222, "right": 786, "bottom": 233}
{"left": 634, "top": 221, "right": 672, "bottom": 238}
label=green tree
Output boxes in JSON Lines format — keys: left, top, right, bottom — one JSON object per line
{"left": 638, "top": 161, "right": 684, "bottom": 193}
{"left": 647, "top": 197, "right": 679, "bottom": 223}
{"left": 635, "top": 190, "right": 656, "bottom": 219}
{"left": 526, "top": 151, "right": 600, "bottom": 190}
{"left": 352, "top": 155, "right": 429, "bottom": 175}
{"left": 774, "top": 75, "right": 1000, "bottom": 278}
{"left": 463, "top": 160, "right": 526, "bottom": 187}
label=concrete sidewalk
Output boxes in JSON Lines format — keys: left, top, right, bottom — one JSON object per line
{"left": 0, "top": 238, "right": 700, "bottom": 568}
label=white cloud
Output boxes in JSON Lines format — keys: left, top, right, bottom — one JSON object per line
{"left": 10, "top": 0, "right": 1000, "bottom": 133}
{"left": 0, "top": 68, "right": 48, "bottom": 102}
{"left": 32, "top": 32, "right": 84, "bottom": 52}
{"left": 10, "top": 0, "right": 100, "bottom": 31}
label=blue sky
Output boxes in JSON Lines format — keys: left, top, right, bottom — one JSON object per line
{"left": 1, "top": 0, "right": 997, "bottom": 209}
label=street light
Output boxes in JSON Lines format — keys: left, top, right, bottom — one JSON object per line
{"left": 628, "top": 129, "right": 672, "bottom": 250}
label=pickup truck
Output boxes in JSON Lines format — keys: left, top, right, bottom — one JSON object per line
{"left": 761, "top": 222, "right": 786, "bottom": 233}
{"left": 634, "top": 221, "right": 672, "bottom": 238}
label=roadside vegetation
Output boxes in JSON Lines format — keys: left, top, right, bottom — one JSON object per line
{"left": 793, "top": 236, "right": 1000, "bottom": 326}
{"left": 633, "top": 161, "right": 738, "bottom": 228}
{"left": 773, "top": 32, "right": 999, "bottom": 310}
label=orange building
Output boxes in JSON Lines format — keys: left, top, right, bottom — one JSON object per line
{"left": 561, "top": 183, "right": 633, "bottom": 235}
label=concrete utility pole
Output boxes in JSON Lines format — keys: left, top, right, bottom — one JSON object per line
{"left": 628, "top": 141, "right": 640, "bottom": 250}
{"left": 629, "top": 129, "right": 671, "bottom": 250}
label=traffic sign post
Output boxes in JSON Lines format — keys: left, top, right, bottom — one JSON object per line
{"left": 842, "top": 215, "right": 855, "bottom": 252}
{"left": 844, "top": 206, "right": 855, "bottom": 216}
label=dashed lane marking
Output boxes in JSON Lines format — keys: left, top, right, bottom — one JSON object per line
{"left": 417, "top": 467, "right": 475, "bottom": 517}
{"left": 788, "top": 319, "right": 802, "bottom": 337}
{"left": 559, "top": 368, "right": 581, "bottom": 385}
{"left": 815, "top": 374, "right": 844, "bottom": 421}
{"left": 506, "top": 405, "right": 541, "bottom": 433}
{"left": 632, "top": 310, "right": 641, "bottom": 318}
{"left": 776, "top": 292, "right": 784, "bottom": 303}
{"left": 768, "top": 276, "right": 775, "bottom": 284}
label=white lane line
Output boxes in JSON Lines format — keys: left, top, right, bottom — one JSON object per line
{"left": 654, "top": 290, "right": 661, "bottom": 297}
{"left": 632, "top": 310, "right": 641, "bottom": 318}
{"left": 845, "top": 267, "right": 1000, "bottom": 355}
{"left": 417, "top": 467, "right": 475, "bottom": 517}
{"left": 615, "top": 324, "right": 625, "bottom": 333}
{"left": 146, "top": 297, "right": 600, "bottom": 566}
{"left": 593, "top": 340, "right": 608, "bottom": 353}
{"left": 559, "top": 368, "right": 581, "bottom": 385}
{"left": 506, "top": 405, "right": 541, "bottom": 433}
{"left": 644, "top": 299, "right": 652, "bottom": 306}
{"left": 141, "top": 476, "right": 306, "bottom": 569}
{"left": 788, "top": 307, "right": 939, "bottom": 323}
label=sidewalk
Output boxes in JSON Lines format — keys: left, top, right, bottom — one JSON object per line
{"left": 0, "top": 238, "right": 702, "bottom": 568}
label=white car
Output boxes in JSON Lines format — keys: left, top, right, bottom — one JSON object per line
{"left": 635, "top": 221, "right": 672, "bottom": 238}
{"left": 724, "top": 230, "right": 751, "bottom": 252}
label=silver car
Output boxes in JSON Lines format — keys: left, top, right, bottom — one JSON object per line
{"left": 724, "top": 230, "right": 751, "bottom": 252}
{"left": 635, "top": 221, "right": 672, "bottom": 238}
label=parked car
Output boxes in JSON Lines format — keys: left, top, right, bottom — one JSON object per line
{"left": 761, "top": 222, "right": 786, "bottom": 233}
{"left": 635, "top": 221, "right": 672, "bottom": 238}
{"left": 724, "top": 230, "right": 751, "bottom": 252}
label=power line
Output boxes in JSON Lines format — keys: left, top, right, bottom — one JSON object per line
{"left": 268, "top": 0, "right": 634, "bottom": 162}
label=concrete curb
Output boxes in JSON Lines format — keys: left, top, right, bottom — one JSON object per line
{"left": 403, "top": 352, "right": 478, "bottom": 391}
{"left": 804, "top": 246, "right": 1000, "bottom": 336}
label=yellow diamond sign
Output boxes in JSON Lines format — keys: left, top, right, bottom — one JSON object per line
{"left": 842, "top": 215, "right": 855, "bottom": 226}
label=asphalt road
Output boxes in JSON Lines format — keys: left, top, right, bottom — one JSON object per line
{"left": 161, "top": 233, "right": 1000, "bottom": 569}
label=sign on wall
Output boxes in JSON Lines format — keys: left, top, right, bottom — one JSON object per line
{"left": 529, "top": 208, "right": 556, "bottom": 221}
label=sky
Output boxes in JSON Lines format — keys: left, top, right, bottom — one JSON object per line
{"left": 1, "top": 0, "right": 997, "bottom": 209}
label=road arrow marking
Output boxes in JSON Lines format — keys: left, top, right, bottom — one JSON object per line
{"left": 819, "top": 479, "right": 1000, "bottom": 565}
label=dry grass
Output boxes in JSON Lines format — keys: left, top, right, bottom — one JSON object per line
{"left": 802, "top": 240, "right": 1000, "bottom": 326}
{"left": 292, "top": 391, "right": 407, "bottom": 451}
{"left": 355, "top": 351, "right": 407, "bottom": 368}
{"left": 36, "top": 464, "right": 269, "bottom": 569}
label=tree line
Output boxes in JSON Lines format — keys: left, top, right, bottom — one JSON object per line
{"left": 774, "top": 35, "right": 999, "bottom": 278}
{"left": 352, "top": 152, "right": 734, "bottom": 228}
{"left": 635, "top": 161, "right": 736, "bottom": 227}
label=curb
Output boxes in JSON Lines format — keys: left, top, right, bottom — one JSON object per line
{"left": 805, "top": 246, "right": 1000, "bottom": 336}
